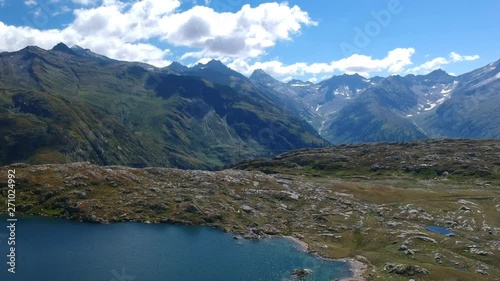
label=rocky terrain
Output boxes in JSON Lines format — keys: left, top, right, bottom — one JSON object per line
{"left": 234, "top": 139, "right": 500, "bottom": 179}
{"left": 1, "top": 139, "right": 499, "bottom": 280}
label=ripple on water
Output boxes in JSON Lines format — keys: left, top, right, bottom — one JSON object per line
{"left": 1, "top": 216, "right": 354, "bottom": 281}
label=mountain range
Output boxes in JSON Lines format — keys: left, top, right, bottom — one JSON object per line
{"left": 0, "top": 43, "right": 498, "bottom": 168}
{"left": 248, "top": 60, "right": 500, "bottom": 144}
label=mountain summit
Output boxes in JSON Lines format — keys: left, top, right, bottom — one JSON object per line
{"left": 167, "top": 61, "right": 189, "bottom": 73}
{"left": 250, "top": 69, "right": 279, "bottom": 84}
{"left": 51, "top": 42, "right": 77, "bottom": 55}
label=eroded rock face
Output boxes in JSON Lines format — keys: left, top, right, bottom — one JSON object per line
{"left": 384, "top": 263, "right": 429, "bottom": 276}
{"left": 475, "top": 262, "right": 490, "bottom": 275}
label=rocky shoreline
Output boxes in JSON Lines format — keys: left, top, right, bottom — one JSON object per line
{"left": 338, "top": 259, "right": 368, "bottom": 281}
{"left": 283, "top": 235, "right": 367, "bottom": 280}
{"left": 283, "top": 235, "right": 309, "bottom": 252}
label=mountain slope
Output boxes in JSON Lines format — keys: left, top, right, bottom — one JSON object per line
{"left": 147, "top": 74, "right": 327, "bottom": 166}
{"left": 324, "top": 76, "right": 427, "bottom": 144}
{"left": 0, "top": 44, "right": 327, "bottom": 168}
{"left": 0, "top": 90, "right": 166, "bottom": 167}
{"left": 249, "top": 69, "right": 319, "bottom": 127}
{"left": 420, "top": 60, "right": 500, "bottom": 139}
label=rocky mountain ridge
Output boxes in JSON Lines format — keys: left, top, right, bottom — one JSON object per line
{"left": 247, "top": 60, "right": 500, "bottom": 144}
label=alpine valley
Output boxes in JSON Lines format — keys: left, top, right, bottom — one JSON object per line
{"left": 1, "top": 44, "right": 499, "bottom": 168}
{"left": 1, "top": 44, "right": 500, "bottom": 281}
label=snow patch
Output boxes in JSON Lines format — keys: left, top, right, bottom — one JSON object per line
{"left": 413, "top": 120, "right": 427, "bottom": 135}
{"left": 440, "top": 88, "right": 452, "bottom": 94}
{"left": 424, "top": 103, "right": 438, "bottom": 111}
{"left": 319, "top": 120, "right": 326, "bottom": 134}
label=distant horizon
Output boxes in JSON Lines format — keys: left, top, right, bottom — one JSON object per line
{"left": 4, "top": 41, "right": 498, "bottom": 83}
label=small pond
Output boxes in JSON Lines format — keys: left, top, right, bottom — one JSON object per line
{"left": 426, "top": 225, "right": 454, "bottom": 235}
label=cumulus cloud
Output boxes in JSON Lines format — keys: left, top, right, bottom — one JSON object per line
{"left": 0, "top": 21, "right": 173, "bottom": 66}
{"left": 0, "top": 0, "right": 315, "bottom": 67}
{"left": 24, "top": 0, "right": 37, "bottom": 6}
{"left": 227, "top": 48, "right": 416, "bottom": 80}
{"left": 406, "top": 52, "right": 480, "bottom": 74}
{"left": 164, "top": 3, "right": 317, "bottom": 58}
{"left": 449, "top": 51, "right": 480, "bottom": 62}
{"left": 71, "top": 0, "right": 98, "bottom": 5}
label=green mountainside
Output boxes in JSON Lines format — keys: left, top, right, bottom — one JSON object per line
{"left": 0, "top": 44, "right": 327, "bottom": 169}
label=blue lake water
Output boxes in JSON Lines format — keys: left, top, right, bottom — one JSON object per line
{"left": 425, "top": 225, "right": 454, "bottom": 235}
{"left": 0, "top": 216, "right": 352, "bottom": 281}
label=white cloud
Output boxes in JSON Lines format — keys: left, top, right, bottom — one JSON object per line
{"left": 71, "top": 0, "right": 98, "bottom": 5}
{"left": 59, "top": 5, "right": 71, "bottom": 14}
{"left": 449, "top": 51, "right": 480, "bottom": 62}
{"left": 308, "top": 77, "right": 318, "bottom": 83}
{"left": 449, "top": 52, "right": 462, "bottom": 62}
{"left": 406, "top": 57, "right": 448, "bottom": 74}
{"left": 464, "top": 55, "right": 480, "bottom": 61}
{"left": 0, "top": 20, "right": 172, "bottom": 66}
{"left": 0, "top": 0, "right": 315, "bottom": 67}
{"left": 70, "top": 0, "right": 180, "bottom": 42}
{"left": 24, "top": 0, "right": 37, "bottom": 6}
{"left": 164, "top": 3, "right": 317, "bottom": 59}
{"left": 406, "top": 52, "right": 480, "bottom": 74}
{"left": 227, "top": 48, "right": 416, "bottom": 80}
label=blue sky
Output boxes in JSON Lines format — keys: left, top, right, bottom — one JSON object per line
{"left": 0, "top": 0, "right": 498, "bottom": 82}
